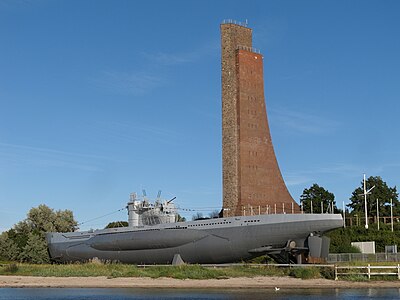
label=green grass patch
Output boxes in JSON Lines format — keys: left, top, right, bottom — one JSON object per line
{"left": 3, "top": 263, "right": 18, "bottom": 273}
{"left": 289, "top": 267, "right": 321, "bottom": 279}
{"left": 341, "top": 274, "right": 369, "bottom": 281}
{"left": 0, "top": 263, "right": 294, "bottom": 279}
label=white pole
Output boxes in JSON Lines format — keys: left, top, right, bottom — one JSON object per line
{"left": 364, "top": 174, "right": 369, "bottom": 229}
{"left": 311, "top": 200, "right": 313, "bottom": 214}
{"left": 321, "top": 201, "right": 323, "bottom": 214}
{"left": 377, "top": 198, "right": 379, "bottom": 231}
{"left": 391, "top": 198, "right": 394, "bottom": 232}
{"left": 343, "top": 200, "right": 346, "bottom": 228}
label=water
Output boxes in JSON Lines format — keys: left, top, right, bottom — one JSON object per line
{"left": 1, "top": 288, "right": 400, "bottom": 300}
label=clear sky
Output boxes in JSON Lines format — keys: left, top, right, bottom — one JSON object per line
{"left": 1, "top": 0, "right": 399, "bottom": 232}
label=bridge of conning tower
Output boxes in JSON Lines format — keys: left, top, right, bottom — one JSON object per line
{"left": 221, "top": 20, "right": 300, "bottom": 217}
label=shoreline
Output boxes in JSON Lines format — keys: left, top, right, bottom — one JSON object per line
{"left": 2, "top": 275, "right": 400, "bottom": 289}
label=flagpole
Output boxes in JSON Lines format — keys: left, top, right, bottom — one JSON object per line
{"left": 343, "top": 200, "right": 346, "bottom": 228}
{"left": 364, "top": 174, "right": 368, "bottom": 229}
{"left": 391, "top": 198, "right": 394, "bottom": 232}
{"left": 376, "top": 198, "right": 379, "bottom": 231}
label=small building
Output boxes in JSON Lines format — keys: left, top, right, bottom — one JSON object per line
{"left": 351, "top": 241, "right": 375, "bottom": 254}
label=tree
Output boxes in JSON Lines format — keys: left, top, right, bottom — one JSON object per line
{"left": 175, "top": 214, "right": 186, "bottom": 222}
{"left": 3, "top": 204, "right": 78, "bottom": 263}
{"left": 19, "top": 233, "right": 50, "bottom": 264}
{"left": 192, "top": 212, "right": 204, "bottom": 221}
{"left": 208, "top": 210, "right": 220, "bottom": 218}
{"left": 300, "top": 183, "right": 337, "bottom": 214}
{"left": 347, "top": 176, "right": 399, "bottom": 217}
{"left": 0, "top": 232, "right": 19, "bottom": 261}
{"left": 26, "top": 204, "right": 78, "bottom": 233}
{"left": 105, "top": 221, "right": 129, "bottom": 229}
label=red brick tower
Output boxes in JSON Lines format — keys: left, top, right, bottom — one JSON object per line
{"left": 221, "top": 21, "right": 300, "bottom": 217}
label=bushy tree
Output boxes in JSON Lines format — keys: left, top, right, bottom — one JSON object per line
{"left": 347, "top": 176, "right": 399, "bottom": 217}
{"left": 208, "top": 210, "right": 220, "bottom": 218}
{"left": 1, "top": 204, "right": 78, "bottom": 263}
{"left": 300, "top": 184, "right": 337, "bottom": 214}
{"left": 175, "top": 214, "right": 186, "bottom": 222}
{"left": 192, "top": 212, "right": 204, "bottom": 221}
{"left": 0, "top": 232, "right": 19, "bottom": 261}
{"left": 328, "top": 223, "right": 400, "bottom": 253}
{"left": 26, "top": 204, "right": 77, "bottom": 233}
{"left": 19, "top": 233, "right": 50, "bottom": 264}
{"left": 105, "top": 221, "right": 129, "bottom": 229}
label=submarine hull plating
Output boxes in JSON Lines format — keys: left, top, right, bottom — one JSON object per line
{"left": 47, "top": 213, "right": 343, "bottom": 264}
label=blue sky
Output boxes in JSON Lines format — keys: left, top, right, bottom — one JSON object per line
{"left": 1, "top": 0, "right": 399, "bottom": 231}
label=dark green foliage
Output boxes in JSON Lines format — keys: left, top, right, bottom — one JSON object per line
{"left": 0, "top": 232, "right": 19, "bottom": 261}
{"left": 289, "top": 267, "right": 321, "bottom": 279}
{"left": 300, "top": 184, "right": 338, "bottom": 214}
{"left": 328, "top": 223, "right": 400, "bottom": 253}
{"left": 0, "top": 204, "right": 78, "bottom": 263}
{"left": 245, "top": 255, "right": 274, "bottom": 264}
{"left": 175, "top": 214, "right": 186, "bottom": 222}
{"left": 348, "top": 176, "right": 399, "bottom": 217}
{"left": 105, "top": 221, "right": 129, "bottom": 229}
{"left": 3, "top": 263, "right": 18, "bottom": 273}
{"left": 19, "top": 233, "right": 50, "bottom": 264}
{"left": 319, "top": 266, "right": 335, "bottom": 279}
{"left": 0, "top": 263, "right": 289, "bottom": 279}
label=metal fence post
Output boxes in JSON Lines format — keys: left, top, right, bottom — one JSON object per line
{"left": 367, "top": 264, "right": 371, "bottom": 279}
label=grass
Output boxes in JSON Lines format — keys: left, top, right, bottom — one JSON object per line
{"left": 335, "top": 261, "right": 400, "bottom": 266}
{"left": 0, "top": 262, "right": 291, "bottom": 279}
{"left": 340, "top": 274, "right": 370, "bottom": 281}
{"left": 289, "top": 267, "right": 321, "bottom": 279}
{"left": 2, "top": 262, "right": 399, "bottom": 281}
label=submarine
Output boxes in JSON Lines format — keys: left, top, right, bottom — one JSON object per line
{"left": 46, "top": 193, "right": 343, "bottom": 264}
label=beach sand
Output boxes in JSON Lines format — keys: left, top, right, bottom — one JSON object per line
{"left": 1, "top": 275, "right": 400, "bottom": 289}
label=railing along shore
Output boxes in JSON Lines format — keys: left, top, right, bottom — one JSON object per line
{"left": 335, "top": 264, "right": 400, "bottom": 280}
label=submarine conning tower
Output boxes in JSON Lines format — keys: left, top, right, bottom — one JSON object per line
{"left": 127, "top": 192, "right": 177, "bottom": 227}
{"left": 221, "top": 20, "right": 300, "bottom": 217}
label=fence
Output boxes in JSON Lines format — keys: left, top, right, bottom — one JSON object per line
{"left": 237, "top": 45, "right": 261, "bottom": 54}
{"left": 335, "top": 264, "right": 400, "bottom": 280}
{"left": 222, "top": 19, "right": 248, "bottom": 27}
{"left": 240, "top": 203, "right": 303, "bottom": 216}
{"left": 328, "top": 253, "right": 400, "bottom": 263}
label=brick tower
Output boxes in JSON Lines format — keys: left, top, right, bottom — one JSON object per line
{"left": 221, "top": 21, "right": 300, "bottom": 217}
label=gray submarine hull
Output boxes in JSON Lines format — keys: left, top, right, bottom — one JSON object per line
{"left": 46, "top": 213, "right": 343, "bottom": 264}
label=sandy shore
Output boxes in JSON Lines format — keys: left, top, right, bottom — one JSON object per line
{"left": 2, "top": 275, "right": 400, "bottom": 289}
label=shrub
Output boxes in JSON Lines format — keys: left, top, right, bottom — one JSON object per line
{"left": 289, "top": 267, "right": 321, "bottom": 279}
{"left": 3, "top": 263, "right": 19, "bottom": 273}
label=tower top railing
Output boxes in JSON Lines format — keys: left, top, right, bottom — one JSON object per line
{"left": 237, "top": 45, "right": 261, "bottom": 54}
{"left": 222, "top": 19, "right": 249, "bottom": 28}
